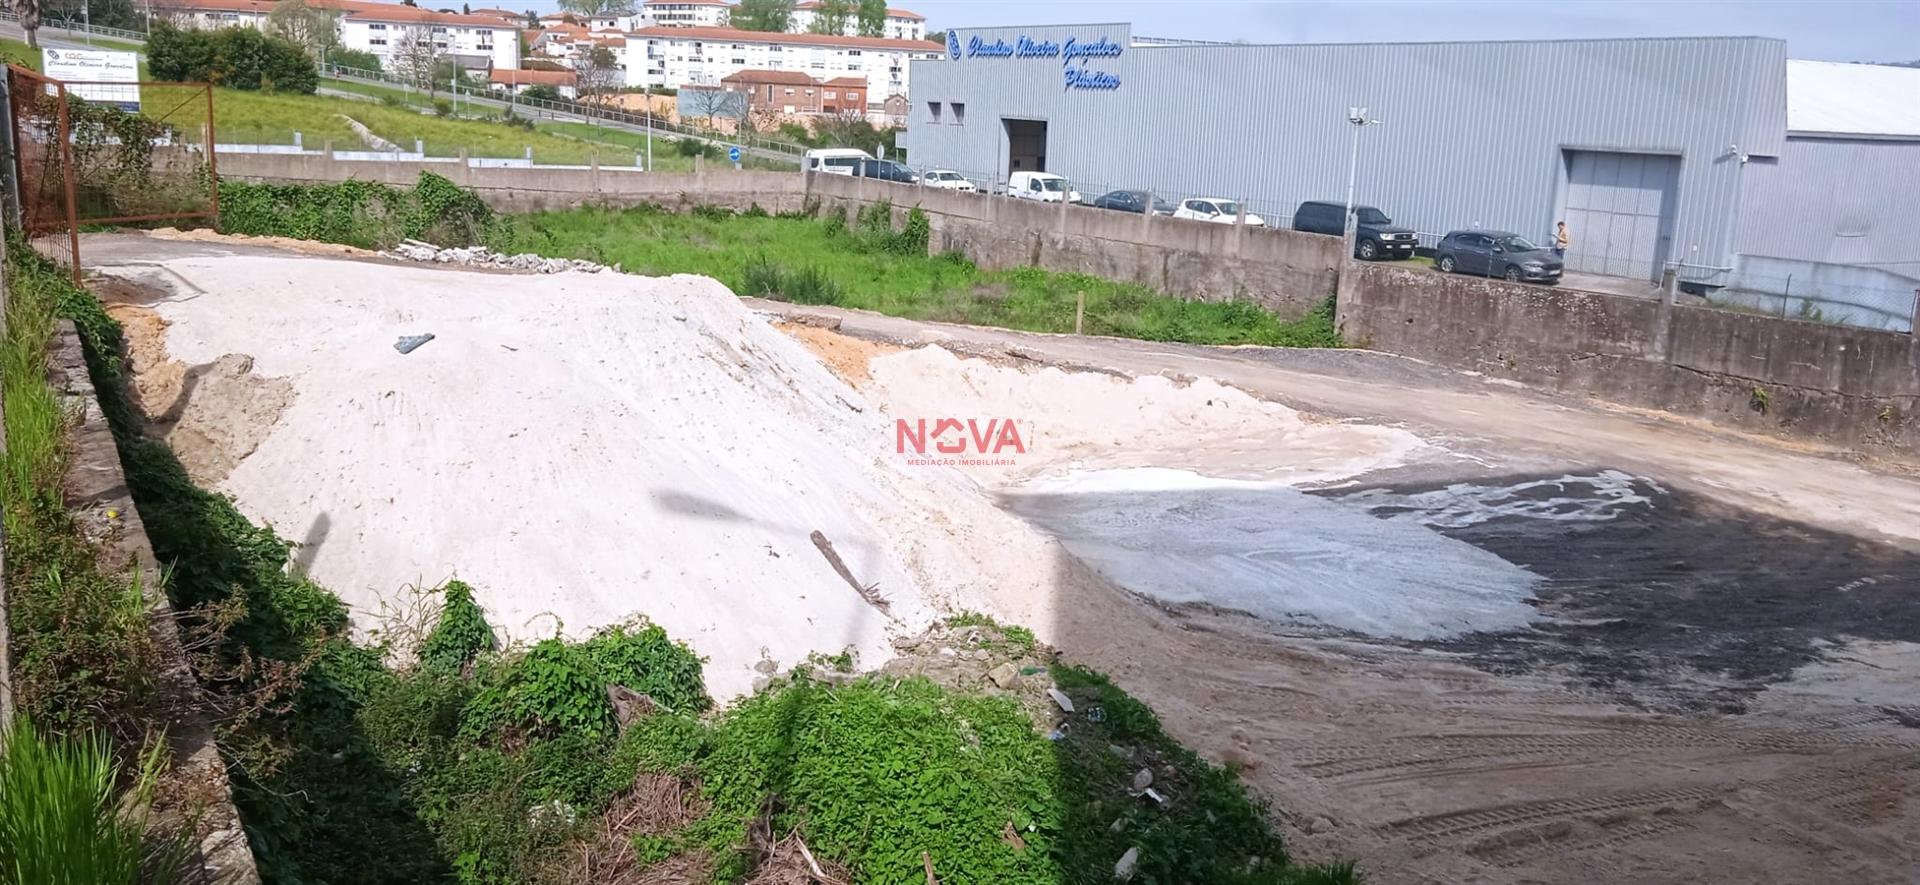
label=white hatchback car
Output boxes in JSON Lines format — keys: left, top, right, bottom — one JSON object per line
{"left": 921, "top": 169, "right": 977, "bottom": 192}
{"left": 1173, "top": 197, "right": 1266, "bottom": 227}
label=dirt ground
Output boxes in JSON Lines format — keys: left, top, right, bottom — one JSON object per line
{"left": 776, "top": 310, "right": 1920, "bottom": 885}
{"left": 71, "top": 233, "right": 1919, "bottom": 883}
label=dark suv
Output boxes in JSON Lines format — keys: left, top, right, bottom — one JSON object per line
{"left": 1434, "top": 230, "right": 1563, "bottom": 284}
{"left": 852, "top": 158, "right": 916, "bottom": 183}
{"left": 1292, "top": 201, "right": 1419, "bottom": 260}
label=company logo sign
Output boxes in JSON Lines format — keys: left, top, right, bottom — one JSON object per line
{"left": 895, "top": 418, "right": 1027, "bottom": 467}
{"left": 950, "top": 32, "right": 1124, "bottom": 92}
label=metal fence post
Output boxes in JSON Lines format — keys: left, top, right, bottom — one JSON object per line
{"left": 57, "top": 83, "right": 82, "bottom": 283}
{"left": 1910, "top": 289, "right": 1920, "bottom": 335}
{"left": 1139, "top": 190, "right": 1153, "bottom": 240}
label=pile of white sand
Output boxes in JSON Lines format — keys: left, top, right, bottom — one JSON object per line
{"left": 118, "top": 254, "right": 1082, "bottom": 697}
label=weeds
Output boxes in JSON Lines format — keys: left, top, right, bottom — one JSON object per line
{"left": 486, "top": 203, "right": 1342, "bottom": 348}
{"left": 217, "top": 171, "right": 493, "bottom": 249}
{"left": 1750, "top": 386, "right": 1773, "bottom": 414}
{"left": 2, "top": 244, "right": 166, "bottom": 754}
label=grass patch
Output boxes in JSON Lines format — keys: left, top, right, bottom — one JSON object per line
{"left": 0, "top": 717, "right": 194, "bottom": 885}
{"left": 1, "top": 244, "right": 169, "bottom": 756}
{"left": 490, "top": 204, "right": 1343, "bottom": 348}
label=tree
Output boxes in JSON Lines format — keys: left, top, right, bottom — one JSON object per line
{"left": 15, "top": 0, "right": 42, "bottom": 49}
{"left": 461, "top": 2, "right": 469, "bottom": 13}
{"left": 524, "top": 8, "right": 538, "bottom": 27}
{"left": 574, "top": 44, "right": 622, "bottom": 113}
{"left": 680, "top": 87, "right": 746, "bottom": 128}
{"left": 926, "top": 30, "right": 944, "bottom": 45}
{"left": 267, "top": 0, "right": 343, "bottom": 59}
{"left": 808, "top": 0, "right": 851, "bottom": 34}
{"left": 855, "top": 0, "right": 885, "bottom": 38}
{"left": 558, "top": 0, "right": 633, "bottom": 16}
{"left": 521, "top": 83, "right": 561, "bottom": 102}
{"left": 729, "top": 0, "right": 793, "bottom": 32}
{"left": 390, "top": 28, "right": 446, "bottom": 95}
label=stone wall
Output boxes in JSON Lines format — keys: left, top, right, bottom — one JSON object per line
{"left": 1337, "top": 264, "right": 1920, "bottom": 456}
{"left": 45, "top": 322, "right": 262, "bottom": 885}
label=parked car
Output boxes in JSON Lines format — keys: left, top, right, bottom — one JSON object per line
{"left": 1008, "top": 171, "right": 1081, "bottom": 204}
{"left": 804, "top": 148, "right": 872, "bottom": 175}
{"left": 921, "top": 169, "right": 977, "bottom": 192}
{"left": 1434, "top": 230, "right": 1563, "bottom": 283}
{"left": 1292, "top": 200, "right": 1419, "bottom": 260}
{"left": 1090, "top": 190, "right": 1175, "bottom": 215}
{"left": 1172, "top": 197, "right": 1266, "bottom": 227}
{"left": 853, "top": 158, "right": 917, "bottom": 184}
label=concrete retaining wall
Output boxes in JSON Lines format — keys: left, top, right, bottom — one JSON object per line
{"left": 44, "top": 323, "right": 262, "bottom": 885}
{"left": 804, "top": 173, "right": 1343, "bottom": 316}
{"left": 1337, "top": 264, "right": 1920, "bottom": 456}
{"left": 214, "top": 151, "right": 810, "bottom": 215}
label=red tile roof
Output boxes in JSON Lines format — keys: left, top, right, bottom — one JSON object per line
{"left": 641, "top": 0, "right": 727, "bottom": 5}
{"left": 821, "top": 76, "right": 867, "bottom": 88}
{"left": 720, "top": 68, "right": 818, "bottom": 86}
{"left": 793, "top": 1, "right": 923, "bottom": 17}
{"left": 625, "top": 25, "right": 941, "bottom": 51}
{"left": 490, "top": 68, "right": 577, "bottom": 86}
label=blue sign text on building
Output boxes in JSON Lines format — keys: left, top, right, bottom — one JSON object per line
{"left": 953, "top": 32, "right": 1124, "bottom": 92}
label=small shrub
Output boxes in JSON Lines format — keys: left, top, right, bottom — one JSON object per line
{"left": 419, "top": 580, "right": 495, "bottom": 673}
{"left": 379, "top": 93, "right": 408, "bottom": 108}
{"left": 780, "top": 264, "right": 843, "bottom": 305}
{"left": 434, "top": 99, "right": 455, "bottom": 117}
{"left": 742, "top": 202, "right": 770, "bottom": 218}
{"left": 1750, "top": 386, "right": 1772, "bottom": 414}
{"left": 691, "top": 204, "right": 737, "bottom": 221}
{"left": 740, "top": 253, "right": 782, "bottom": 297}
{"left": 820, "top": 205, "right": 848, "bottom": 237}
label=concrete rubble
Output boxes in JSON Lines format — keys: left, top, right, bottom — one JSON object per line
{"left": 384, "top": 239, "right": 620, "bottom": 274}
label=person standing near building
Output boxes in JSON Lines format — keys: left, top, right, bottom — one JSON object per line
{"left": 1554, "top": 221, "right": 1571, "bottom": 258}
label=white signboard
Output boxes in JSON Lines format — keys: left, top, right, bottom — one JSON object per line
{"left": 41, "top": 48, "right": 141, "bottom": 112}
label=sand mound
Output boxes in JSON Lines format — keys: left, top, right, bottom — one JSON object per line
{"left": 99, "top": 253, "right": 1091, "bottom": 697}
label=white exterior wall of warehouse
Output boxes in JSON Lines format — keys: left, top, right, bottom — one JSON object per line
{"left": 900, "top": 26, "right": 1907, "bottom": 284}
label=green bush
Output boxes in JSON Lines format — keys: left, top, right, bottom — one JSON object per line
{"left": 328, "top": 47, "right": 383, "bottom": 73}
{"left": 217, "top": 172, "right": 492, "bottom": 249}
{"left": 462, "top": 621, "right": 708, "bottom": 743}
{"left": 520, "top": 84, "right": 562, "bottom": 103}
{"left": 419, "top": 580, "right": 495, "bottom": 673}
{"left": 147, "top": 22, "right": 318, "bottom": 94}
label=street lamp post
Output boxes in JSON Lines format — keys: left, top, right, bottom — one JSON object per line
{"left": 1344, "top": 107, "right": 1381, "bottom": 256}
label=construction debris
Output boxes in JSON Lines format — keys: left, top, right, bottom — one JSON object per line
{"left": 394, "top": 333, "right": 435, "bottom": 354}
{"left": 1047, "top": 688, "right": 1076, "bottom": 714}
{"left": 384, "top": 239, "right": 618, "bottom": 274}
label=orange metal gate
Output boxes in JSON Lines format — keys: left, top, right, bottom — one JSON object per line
{"left": 6, "top": 64, "right": 219, "bottom": 280}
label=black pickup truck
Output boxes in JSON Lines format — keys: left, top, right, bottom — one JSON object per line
{"left": 1292, "top": 200, "right": 1420, "bottom": 260}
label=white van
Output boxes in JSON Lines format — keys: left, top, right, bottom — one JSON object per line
{"left": 805, "top": 148, "right": 873, "bottom": 176}
{"left": 1008, "top": 171, "right": 1080, "bottom": 204}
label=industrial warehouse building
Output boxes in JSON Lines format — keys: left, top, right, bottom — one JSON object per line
{"left": 901, "top": 26, "right": 1920, "bottom": 323}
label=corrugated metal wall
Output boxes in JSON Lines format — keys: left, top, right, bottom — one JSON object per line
{"left": 904, "top": 29, "right": 1789, "bottom": 272}
{"left": 1738, "top": 137, "right": 1920, "bottom": 279}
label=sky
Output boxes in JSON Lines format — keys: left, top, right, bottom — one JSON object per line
{"left": 873, "top": 0, "right": 1920, "bottom": 63}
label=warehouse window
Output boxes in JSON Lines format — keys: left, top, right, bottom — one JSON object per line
{"left": 927, "top": 101, "right": 941, "bottom": 122}
{"left": 950, "top": 102, "right": 965, "bottom": 124}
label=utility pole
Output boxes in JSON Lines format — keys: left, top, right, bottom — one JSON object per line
{"left": 1344, "top": 107, "right": 1380, "bottom": 257}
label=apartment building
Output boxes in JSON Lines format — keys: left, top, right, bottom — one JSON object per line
{"left": 788, "top": 2, "right": 925, "bottom": 41}
{"left": 152, "top": 0, "right": 521, "bottom": 70}
{"left": 619, "top": 25, "right": 941, "bottom": 107}
{"left": 641, "top": 0, "right": 731, "bottom": 28}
